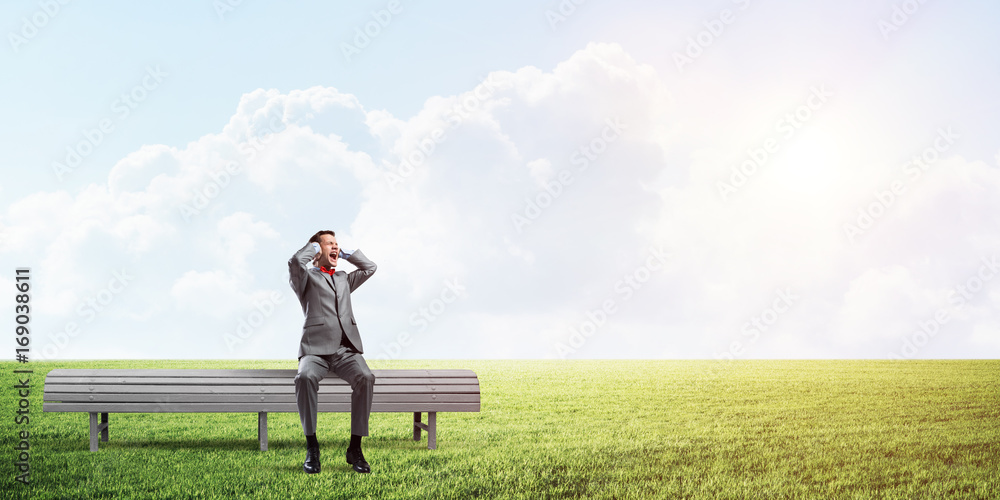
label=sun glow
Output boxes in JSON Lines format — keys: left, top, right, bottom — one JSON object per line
{"left": 766, "top": 127, "right": 846, "bottom": 200}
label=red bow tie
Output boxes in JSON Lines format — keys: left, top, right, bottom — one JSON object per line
{"left": 319, "top": 266, "right": 336, "bottom": 275}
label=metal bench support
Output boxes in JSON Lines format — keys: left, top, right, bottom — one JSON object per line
{"left": 258, "top": 412, "right": 268, "bottom": 451}
{"left": 413, "top": 411, "right": 437, "bottom": 450}
{"left": 89, "top": 412, "right": 109, "bottom": 452}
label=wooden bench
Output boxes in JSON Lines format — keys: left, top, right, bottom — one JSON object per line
{"left": 42, "top": 368, "right": 480, "bottom": 452}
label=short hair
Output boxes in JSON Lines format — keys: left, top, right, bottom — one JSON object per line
{"left": 309, "top": 230, "right": 336, "bottom": 244}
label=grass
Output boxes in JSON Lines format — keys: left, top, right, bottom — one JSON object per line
{"left": 1, "top": 359, "right": 998, "bottom": 499}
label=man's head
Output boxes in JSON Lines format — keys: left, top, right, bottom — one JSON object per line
{"left": 309, "top": 230, "right": 339, "bottom": 269}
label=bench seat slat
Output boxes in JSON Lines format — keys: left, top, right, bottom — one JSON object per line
{"left": 44, "top": 376, "right": 480, "bottom": 386}
{"left": 43, "top": 402, "right": 480, "bottom": 413}
{"left": 42, "top": 393, "right": 481, "bottom": 404}
{"left": 44, "top": 384, "right": 480, "bottom": 395}
{"left": 45, "top": 369, "right": 476, "bottom": 378}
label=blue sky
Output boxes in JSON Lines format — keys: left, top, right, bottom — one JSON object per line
{"left": 2, "top": 1, "right": 999, "bottom": 360}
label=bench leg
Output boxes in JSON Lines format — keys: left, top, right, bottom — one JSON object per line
{"left": 412, "top": 412, "right": 437, "bottom": 450}
{"left": 90, "top": 412, "right": 97, "bottom": 451}
{"left": 89, "top": 413, "right": 99, "bottom": 452}
{"left": 427, "top": 412, "right": 437, "bottom": 450}
{"left": 413, "top": 412, "right": 421, "bottom": 441}
{"left": 258, "top": 412, "right": 268, "bottom": 451}
{"left": 89, "top": 412, "right": 111, "bottom": 451}
{"left": 101, "top": 413, "right": 109, "bottom": 442}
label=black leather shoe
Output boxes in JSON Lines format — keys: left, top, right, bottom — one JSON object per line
{"left": 345, "top": 447, "right": 370, "bottom": 473}
{"left": 303, "top": 442, "right": 321, "bottom": 474}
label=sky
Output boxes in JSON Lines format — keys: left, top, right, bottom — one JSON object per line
{"left": 1, "top": 1, "right": 999, "bottom": 361}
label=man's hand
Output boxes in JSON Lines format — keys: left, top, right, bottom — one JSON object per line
{"left": 310, "top": 242, "right": 322, "bottom": 266}
{"left": 339, "top": 248, "right": 355, "bottom": 259}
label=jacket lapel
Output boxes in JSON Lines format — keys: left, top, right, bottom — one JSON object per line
{"left": 324, "top": 271, "right": 339, "bottom": 299}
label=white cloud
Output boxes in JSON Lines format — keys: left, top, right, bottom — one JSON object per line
{"left": 170, "top": 269, "right": 250, "bottom": 320}
{"left": 833, "top": 265, "right": 941, "bottom": 344}
{"left": 214, "top": 211, "right": 280, "bottom": 268}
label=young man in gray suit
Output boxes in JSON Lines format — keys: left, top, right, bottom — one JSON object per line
{"left": 288, "top": 230, "right": 377, "bottom": 474}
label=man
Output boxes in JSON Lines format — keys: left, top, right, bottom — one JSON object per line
{"left": 288, "top": 230, "right": 377, "bottom": 474}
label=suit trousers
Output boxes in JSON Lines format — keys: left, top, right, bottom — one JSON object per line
{"left": 294, "top": 345, "right": 375, "bottom": 437}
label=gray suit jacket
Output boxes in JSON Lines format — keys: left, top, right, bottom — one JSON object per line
{"left": 288, "top": 242, "right": 377, "bottom": 358}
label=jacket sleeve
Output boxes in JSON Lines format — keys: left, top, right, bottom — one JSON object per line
{"left": 344, "top": 248, "right": 377, "bottom": 293}
{"left": 289, "top": 242, "right": 320, "bottom": 298}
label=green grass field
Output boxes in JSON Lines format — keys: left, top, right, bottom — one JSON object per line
{"left": 2, "top": 359, "right": 998, "bottom": 499}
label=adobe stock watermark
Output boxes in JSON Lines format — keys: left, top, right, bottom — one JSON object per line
{"left": 545, "top": 0, "right": 587, "bottom": 31}
{"left": 341, "top": 0, "right": 403, "bottom": 62}
{"left": 177, "top": 161, "right": 244, "bottom": 222}
{"left": 716, "top": 85, "right": 834, "bottom": 201}
{"left": 8, "top": 0, "right": 72, "bottom": 53}
{"left": 213, "top": 0, "right": 248, "bottom": 21}
{"left": 889, "top": 255, "right": 998, "bottom": 359}
{"left": 224, "top": 291, "right": 285, "bottom": 352}
{"left": 383, "top": 73, "right": 503, "bottom": 191}
{"left": 843, "top": 126, "right": 958, "bottom": 244}
{"left": 177, "top": 111, "right": 286, "bottom": 221}
{"left": 52, "top": 65, "right": 168, "bottom": 182}
{"left": 374, "top": 278, "right": 467, "bottom": 361}
{"left": 554, "top": 246, "right": 670, "bottom": 358}
{"left": 673, "top": 0, "right": 752, "bottom": 73}
{"left": 36, "top": 268, "right": 135, "bottom": 360}
{"left": 512, "top": 117, "right": 627, "bottom": 233}
{"left": 878, "top": 0, "right": 932, "bottom": 41}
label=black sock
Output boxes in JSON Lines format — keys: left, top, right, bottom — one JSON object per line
{"left": 306, "top": 434, "right": 318, "bottom": 448}
{"left": 349, "top": 434, "right": 362, "bottom": 451}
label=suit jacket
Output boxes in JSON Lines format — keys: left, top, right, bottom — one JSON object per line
{"left": 288, "top": 242, "right": 377, "bottom": 358}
